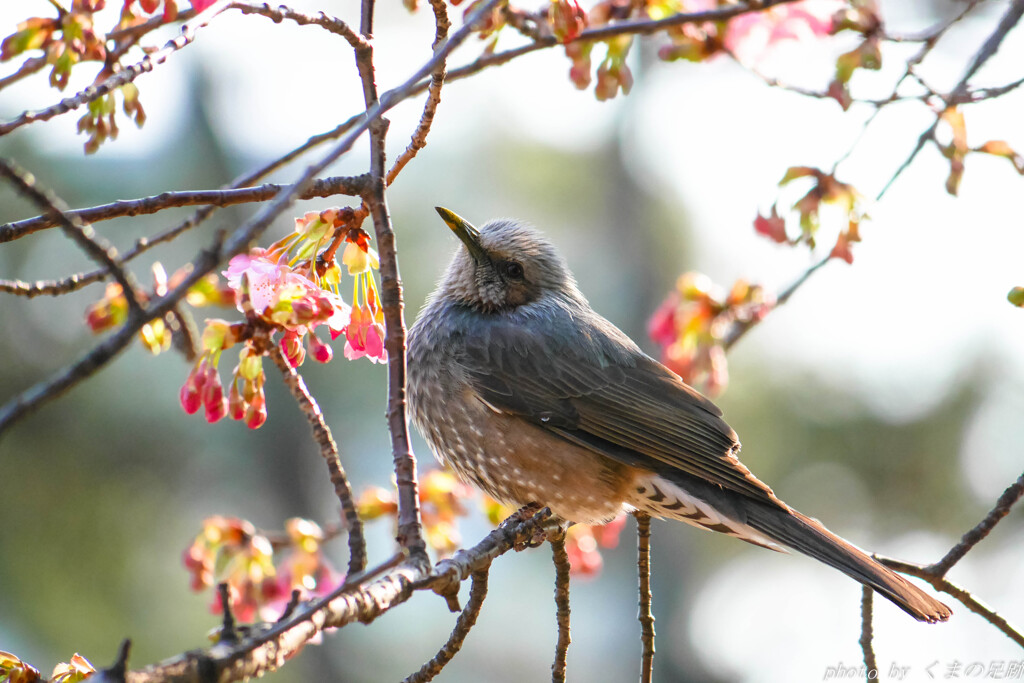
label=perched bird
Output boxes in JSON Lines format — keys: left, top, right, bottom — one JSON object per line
{"left": 408, "top": 207, "right": 951, "bottom": 623}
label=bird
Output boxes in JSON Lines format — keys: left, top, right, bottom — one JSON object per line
{"left": 407, "top": 207, "right": 952, "bottom": 624}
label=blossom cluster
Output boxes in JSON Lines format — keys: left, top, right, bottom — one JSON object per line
{"left": 0, "top": 651, "right": 96, "bottom": 683}
{"left": 83, "top": 205, "right": 386, "bottom": 430}
{"left": 755, "top": 166, "right": 866, "bottom": 264}
{"left": 183, "top": 515, "right": 342, "bottom": 624}
{"left": 176, "top": 207, "right": 386, "bottom": 429}
{"left": 486, "top": 0, "right": 844, "bottom": 102}
{"left": 1, "top": 1, "right": 215, "bottom": 152}
{"left": 357, "top": 469, "right": 475, "bottom": 557}
{"left": 85, "top": 262, "right": 193, "bottom": 353}
{"left": 648, "top": 273, "right": 774, "bottom": 395}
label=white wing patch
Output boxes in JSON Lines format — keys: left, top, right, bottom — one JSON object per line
{"left": 629, "top": 474, "right": 786, "bottom": 552}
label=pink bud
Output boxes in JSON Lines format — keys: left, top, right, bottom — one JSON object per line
{"left": 309, "top": 334, "right": 333, "bottom": 363}
{"left": 228, "top": 382, "right": 246, "bottom": 420}
{"left": 205, "top": 394, "right": 228, "bottom": 423}
{"left": 280, "top": 332, "right": 306, "bottom": 368}
{"left": 203, "top": 368, "right": 227, "bottom": 422}
{"left": 245, "top": 391, "right": 267, "bottom": 429}
{"left": 179, "top": 362, "right": 207, "bottom": 415}
{"left": 180, "top": 382, "right": 201, "bottom": 415}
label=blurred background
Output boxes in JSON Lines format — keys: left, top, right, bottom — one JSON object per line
{"left": 1, "top": 0, "right": 1022, "bottom": 680}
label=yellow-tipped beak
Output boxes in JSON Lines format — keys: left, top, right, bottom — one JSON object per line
{"left": 435, "top": 206, "right": 488, "bottom": 264}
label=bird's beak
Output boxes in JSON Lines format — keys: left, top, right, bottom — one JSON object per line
{"left": 435, "top": 206, "right": 488, "bottom": 264}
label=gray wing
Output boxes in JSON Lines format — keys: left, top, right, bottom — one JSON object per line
{"left": 455, "top": 309, "right": 784, "bottom": 507}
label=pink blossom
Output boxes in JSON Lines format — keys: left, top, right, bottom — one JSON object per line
{"left": 344, "top": 304, "right": 387, "bottom": 363}
{"left": 326, "top": 293, "right": 352, "bottom": 340}
{"left": 223, "top": 250, "right": 284, "bottom": 314}
{"left": 724, "top": 0, "right": 841, "bottom": 64}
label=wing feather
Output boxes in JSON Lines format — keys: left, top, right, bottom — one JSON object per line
{"left": 456, "top": 309, "right": 782, "bottom": 507}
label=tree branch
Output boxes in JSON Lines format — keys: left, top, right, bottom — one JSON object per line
{"left": 878, "top": 555, "right": 1024, "bottom": 648}
{"left": 85, "top": 509, "right": 553, "bottom": 683}
{"left": 550, "top": 528, "right": 571, "bottom": 683}
{"left": 358, "top": 0, "right": 420, "bottom": 564}
{"left": 635, "top": 512, "right": 655, "bottom": 683}
{"left": 723, "top": 255, "right": 831, "bottom": 350}
{"left": 859, "top": 586, "right": 877, "bottom": 682}
{"left": 878, "top": 0, "right": 1024, "bottom": 200}
{"left": 385, "top": 0, "right": 450, "bottom": 187}
{"left": 0, "top": 56, "right": 47, "bottom": 92}
{"left": 869, "top": 470, "right": 1024, "bottom": 648}
{"left": 402, "top": 568, "right": 490, "bottom": 683}
{"left": 0, "top": 3, "right": 231, "bottom": 136}
{"left": 0, "top": 158, "right": 146, "bottom": 319}
{"left": 269, "top": 344, "right": 367, "bottom": 576}
{"left": 929, "top": 471, "right": 1024, "bottom": 578}
{"left": 0, "top": 175, "right": 369, "bottom": 245}
{"left": 232, "top": 2, "right": 369, "bottom": 51}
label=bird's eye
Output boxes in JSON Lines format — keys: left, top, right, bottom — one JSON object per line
{"left": 499, "top": 260, "right": 524, "bottom": 280}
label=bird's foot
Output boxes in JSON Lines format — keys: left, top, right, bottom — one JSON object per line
{"left": 509, "top": 503, "right": 552, "bottom": 551}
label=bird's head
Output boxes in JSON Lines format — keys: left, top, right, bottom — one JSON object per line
{"left": 433, "top": 207, "right": 581, "bottom": 313}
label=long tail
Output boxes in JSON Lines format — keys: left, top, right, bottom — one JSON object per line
{"left": 743, "top": 502, "right": 952, "bottom": 623}
{"left": 631, "top": 473, "right": 951, "bottom": 623}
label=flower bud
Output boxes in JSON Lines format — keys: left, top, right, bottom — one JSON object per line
{"left": 280, "top": 331, "right": 306, "bottom": 368}
{"left": 228, "top": 381, "right": 246, "bottom": 421}
{"left": 309, "top": 334, "right": 333, "bottom": 363}
{"left": 245, "top": 390, "right": 267, "bottom": 430}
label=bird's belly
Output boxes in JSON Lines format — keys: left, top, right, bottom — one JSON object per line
{"left": 418, "top": 389, "right": 632, "bottom": 525}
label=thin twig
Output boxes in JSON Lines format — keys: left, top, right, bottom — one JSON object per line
{"left": 1, "top": 175, "right": 368, "bottom": 245}
{"left": 402, "top": 568, "right": 491, "bottom": 683}
{"left": 105, "top": 7, "right": 198, "bottom": 44}
{"left": 0, "top": 158, "right": 146, "bottom": 318}
{"left": 431, "top": 0, "right": 803, "bottom": 95}
{"left": 0, "top": 56, "right": 47, "bottom": 92}
{"left": 0, "top": 3, "right": 232, "bottom": 136}
{"left": 425, "top": 505, "right": 551, "bottom": 596}
{"left": 877, "top": 0, "right": 1024, "bottom": 200}
{"left": 232, "top": 2, "right": 369, "bottom": 51}
{"left": 550, "top": 528, "right": 571, "bottom": 683}
{"left": 878, "top": 555, "right": 1024, "bottom": 648}
{"left": 166, "top": 304, "right": 199, "bottom": 361}
{"left": 0, "top": 174, "right": 367, "bottom": 299}
{"left": 865, "top": 469, "right": 1024, "bottom": 648}
{"left": 269, "top": 344, "right": 367, "bottom": 575}
{"left": 385, "top": 0, "right": 450, "bottom": 187}
{"left": 722, "top": 255, "right": 831, "bottom": 350}
{"left": 859, "top": 586, "right": 877, "bottom": 683}
{"left": 218, "top": 583, "right": 239, "bottom": 643}
{"left": 635, "top": 512, "right": 655, "bottom": 683}
{"left": 971, "top": 75, "right": 1024, "bottom": 100}
{"left": 928, "top": 471, "right": 1024, "bottom": 578}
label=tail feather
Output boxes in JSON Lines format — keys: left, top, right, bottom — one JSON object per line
{"left": 743, "top": 502, "right": 952, "bottom": 623}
